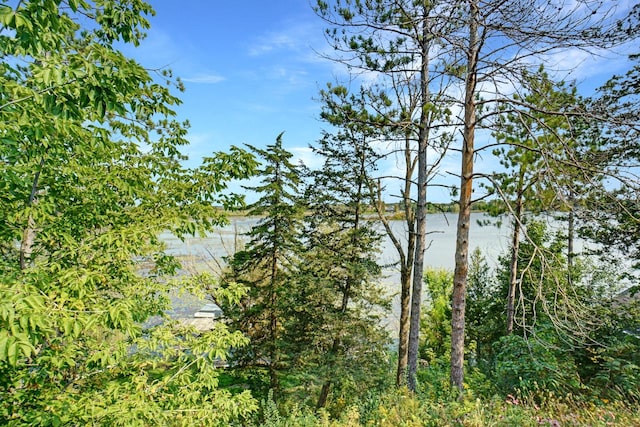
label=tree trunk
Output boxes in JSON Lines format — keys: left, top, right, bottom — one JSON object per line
{"left": 451, "top": 0, "right": 479, "bottom": 391}
{"left": 374, "top": 164, "right": 415, "bottom": 387}
{"left": 406, "top": 11, "right": 430, "bottom": 392}
{"left": 506, "top": 177, "right": 524, "bottom": 335}
{"left": 396, "top": 267, "right": 412, "bottom": 385}
{"left": 20, "top": 216, "right": 37, "bottom": 270}
{"left": 316, "top": 380, "right": 332, "bottom": 409}
{"left": 396, "top": 135, "right": 417, "bottom": 386}
{"left": 20, "top": 160, "right": 44, "bottom": 270}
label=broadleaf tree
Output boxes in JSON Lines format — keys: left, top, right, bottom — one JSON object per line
{"left": 0, "top": 1, "right": 258, "bottom": 424}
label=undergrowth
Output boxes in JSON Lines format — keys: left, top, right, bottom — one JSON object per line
{"left": 251, "top": 361, "right": 640, "bottom": 427}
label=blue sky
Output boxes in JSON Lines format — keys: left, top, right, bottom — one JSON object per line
{"left": 124, "top": 1, "right": 332, "bottom": 171}
{"left": 125, "top": 1, "right": 637, "bottom": 203}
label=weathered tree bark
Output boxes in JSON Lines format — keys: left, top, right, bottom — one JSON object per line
{"left": 20, "top": 217, "right": 37, "bottom": 270}
{"left": 396, "top": 266, "right": 412, "bottom": 385}
{"left": 397, "top": 138, "right": 417, "bottom": 386}
{"left": 406, "top": 10, "right": 431, "bottom": 392}
{"left": 451, "top": 0, "right": 479, "bottom": 391}
{"left": 374, "top": 150, "right": 416, "bottom": 386}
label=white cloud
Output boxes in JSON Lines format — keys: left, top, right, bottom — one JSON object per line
{"left": 290, "top": 146, "right": 323, "bottom": 170}
{"left": 249, "top": 32, "right": 299, "bottom": 56}
{"left": 183, "top": 73, "right": 225, "bottom": 84}
{"left": 268, "top": 66, "right": 310, "bottom": 86}
{"left": 248, "top": 20, "right": 320, "bottom": 57}
{"left": 530, "top": 40, "right": 637, "bottom": 88}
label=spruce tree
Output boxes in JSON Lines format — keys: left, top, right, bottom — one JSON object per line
{"left": 222, "top": 133, "right": 304, "bottom": 398}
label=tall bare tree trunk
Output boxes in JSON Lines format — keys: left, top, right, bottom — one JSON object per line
{"left": 375, "top": 154, "right": 416, "bottom": 387}
{"left": 451, "top": 0, "right": 479, "bottom": 391}
{"left": 396, "top": 267, "right": 412, "bottom": 385}
{"left": 396, "top": 133, "right": 418, "bottom": 386}
{"left": 406, "top": 12, "right": 430, "bottom": 392}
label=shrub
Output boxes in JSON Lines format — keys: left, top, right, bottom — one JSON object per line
{"left": 494, "top": 334, "right": 582, "bottom": 399}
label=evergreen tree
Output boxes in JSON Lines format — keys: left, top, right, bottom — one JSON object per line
{"left": 222, "top": 133, "right": 304, "bottom": 398}
{"left": 315, "top": 0, "right": 460, "bottom": 389}
{"left": 447, "top": 0, "right": 633, "bottom": 389}
{"left": 420, "top": 269, "right": 453, "bottom": 363}
{"left": 286, "top": 125, "right": 391, "bottom": 409}
{"left": 465, "top": 248, "right": 501, "bottom": 366}
{"left": 489, "top": 69, "right": 587, "bottom": 334}
{"left": 580, "top": 55, "right": 640, "bottom": 285}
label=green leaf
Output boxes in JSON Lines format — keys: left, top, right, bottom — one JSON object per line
{"left": 0, "top": 9, "right": 14, "bottom": 27}
{"left": 7, "top": 339, "right": 18, "bottom": 366}
{"left": 0, "top": 331, "right": 9, "bottom": 362}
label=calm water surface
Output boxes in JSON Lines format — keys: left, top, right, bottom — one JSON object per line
{"left": 161, "top": 213, "right": 509, "bottom": 268}
{"left": 160, "top": 213, "right": 513, "bottom": 332}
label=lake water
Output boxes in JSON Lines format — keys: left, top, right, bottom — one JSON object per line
{"left": 377, "top": 213, "right": 510, "bottom": 332}
{"left": 161, "top": 212, "right": 510, "bottom": 268}
{"left": 160, "top": 213, "right": 513, "bottom": 332}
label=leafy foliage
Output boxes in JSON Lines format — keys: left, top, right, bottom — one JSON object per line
{"left": 221, "top": 131, "right": 391, "bottom": 412}
{"left": 578, "top": 55, "right": 640, "bottom": 283}
{"left": 466, "top": 222, "right": 640, "bottom": 404}
{"left": 2, "top": 0, "right": 640, "bottom": 424}
{"left": 494, "top": 332, "right": 582, "bottom": 397}
{"left": 0, "top": 1, "right": 257, "bottom": 424}
{"left": 466, "top": 247, "right": 502, "bottom": 366}
{"left": 420, "top": 269, "right": 453, "bottom": 363}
